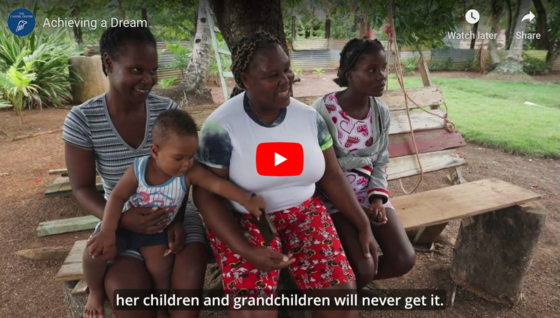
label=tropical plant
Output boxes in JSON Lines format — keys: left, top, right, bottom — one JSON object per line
{"left": 315, "top": 67, "right": 325, "bottom": 78}
{"left": 292, "top": 66, "right": 302, "bottom": 76}
{"left": 157, "top": 77, "right": 178, "bottom": 88}
{"left": 164, "top": 42, "right": 192, "bottom": 78}
{"left": 0, "top": 26, "right": 79, "bottom": 110}
{"left": 0, "top": 62, "right": 39, "bottom": 123}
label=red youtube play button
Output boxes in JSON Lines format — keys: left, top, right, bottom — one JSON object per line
{"left": 256, "top": 142, "right": 304, "bottom": 176}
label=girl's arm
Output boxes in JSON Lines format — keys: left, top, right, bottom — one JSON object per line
{"left": 99, "top": 165, "right": 139, "bottom": 232}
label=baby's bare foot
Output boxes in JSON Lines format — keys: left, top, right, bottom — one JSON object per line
{"left": 84, "top": 289, "right": 105, "bottom": 318}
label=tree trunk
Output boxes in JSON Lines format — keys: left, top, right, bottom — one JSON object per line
{"left": 71, "top": 8, "right": 83, "bottom": 44}
{"left": 117, "top": 0, "right": 127, "bottom": 20}
{"left": 488, "top": 0, "right": 504, "bottom": 66}
{"left": 469, "top": 21, "right": 478, "bottom": 50}
{"left": 546, "top": 43, "right": 560, "bottom": 70}
{"left": 325, "top": 18, "right": 331, "bottom": 39}
{"left": 450, "top": 202, "right": 547, "bottom": 305}
{"left": 507, "top": 0, "right": 521, "bottom": 50}
{"left": 505, "top": 0, "right": 513, "bottom": 50}
{"left": 532, "top": 0, "right": 548, "bottom": 51}
{"left": 208, "top": 0, "right": 289, "bottom": 56}
{"left": 141, "top": 7, "right": 148, "bottom": 26}
{"left": 493, "top": 0, "right": 530, "bottom": 74}
{"left": 180, "top": 0, "right": 213, "bottom": 107}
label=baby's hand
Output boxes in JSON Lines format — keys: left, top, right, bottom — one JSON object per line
{"left": 243, "top": 194, "right": 265, "bottom": 220}
{"left": 86, "top": 230, "right": 116, "bottom": 259}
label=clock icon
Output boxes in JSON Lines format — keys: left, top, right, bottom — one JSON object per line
{"left": 466, "top": 9, "right": 480, "bottom": 24}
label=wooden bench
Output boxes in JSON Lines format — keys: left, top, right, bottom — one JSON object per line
{"left": 45, "top": 173, "right": 103, "bottom": 197}
{"left": 54, "top": 66, "right": 546, "bottom": 313}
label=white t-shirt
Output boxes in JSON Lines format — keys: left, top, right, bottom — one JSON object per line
{"left": 196, "top": 92, "right": 333, "bottom": 213}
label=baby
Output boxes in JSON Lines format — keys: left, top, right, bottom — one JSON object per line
{"left": 83, "top": 109, "right": 265, "bottom": 318}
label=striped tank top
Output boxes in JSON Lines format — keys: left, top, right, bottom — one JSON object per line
{"left": 123, "top": 155, "right": 188, "bottom": 221}
{"left": 62, "top": 93, "right": 178, "bottom": 199}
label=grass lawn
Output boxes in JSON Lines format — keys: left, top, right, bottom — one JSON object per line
{"left": 386, "top": 75, "right": 560, "bottom": 158}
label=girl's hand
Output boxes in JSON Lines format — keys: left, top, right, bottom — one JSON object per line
{"left": 87, "top": 230, "right": 116, "bottom": 258}
{"left": 119, "top": 207, "right": 172, "bottom": 234}
{"left": 367, "top": 199, "right": 388, "bottom": 226}
{"left": 243, "top": 194, "right": 265, "bottom": 220}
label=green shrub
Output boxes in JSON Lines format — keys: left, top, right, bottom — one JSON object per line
{"left": 522, "top": 53, "right": 549, "bottom": 75}
{"left": 430, "top": 58, "right": 454, "bottom": 71}
{"left": 401, "top": 58, "right": 418, "bottom": 73}
{"left": 0, "top": 26, "right": 79, "bottom": 111}
{"left": 158, "top": 77, "right": 178, "bottom": 89}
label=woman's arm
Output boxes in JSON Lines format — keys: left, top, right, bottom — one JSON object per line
{"left": 192, "top": 166, "right": 293, "bottom": 271}
{"left": 317, "top": 147, "right": 370, "bottom": 229}
{"left": 65, "top": 143, "right": 106, "bottom": 219}
{"left": 317, "top": 146, "right": 377, "bottom": 258}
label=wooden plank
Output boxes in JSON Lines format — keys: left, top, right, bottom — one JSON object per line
{"left": 393, "top": 178, "right": 541, "bottom": 230}
{"left": 388, "top": 129, "right": 466, "bottom": 158}
{"left": 48, "top": 168, "right": 68, "bottom": 175}
{"left": 381, "top": 86, "right": 444, "bottom": 111}
{"left": 71, "top": 279, "right": 88, "bottom": 295}
{"left": 55, "top": 262, "right": 84, "bottom": 282}
{"left": 45, "top": 176, "right": 103, "bottom": 197}
{"left": 389, "top": 109, "right": 446, "bottom": 135}
{"left": 55, "top": 240, "right": 87, "bottom": 282}
{"left": 37, "top": 215, "right": 99, "bottom": 237}
{"left": 387, "top": 149, "right": 465, "bottom": 181}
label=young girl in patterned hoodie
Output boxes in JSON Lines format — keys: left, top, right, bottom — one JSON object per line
{"left": 312, "top": 38, "right": 415, "bottom": 290}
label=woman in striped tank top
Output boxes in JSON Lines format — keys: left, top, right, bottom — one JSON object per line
{"left": 83, "top": 110, "right": 265, "bottom": 318}
{"left": 63, "top": 27, "right": 213, "bottom": 318}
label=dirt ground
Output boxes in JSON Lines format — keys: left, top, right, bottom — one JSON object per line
{"left": 0, "top": 71, "right": 558, "bottom": 317}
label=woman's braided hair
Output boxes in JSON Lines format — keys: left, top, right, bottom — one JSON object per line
{"left": 230, "top": 30, "right": 281, "bottom": 98}
{"left": 99, "top": 26, "right": 156, "bottom": 76}
{"left": 334, "top": 37, "right": 385, "bottom": 87}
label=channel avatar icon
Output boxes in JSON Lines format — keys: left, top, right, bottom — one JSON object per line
{"left": 8, "top": 8, "right": 36, "bottom": 36}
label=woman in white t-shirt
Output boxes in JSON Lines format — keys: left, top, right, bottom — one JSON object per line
{"left": 194, "top": 31, "right": 374, "bottom": 318}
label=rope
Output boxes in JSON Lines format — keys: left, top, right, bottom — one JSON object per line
{"left": 385, "top": 0, "right": 458, "bottom": 194}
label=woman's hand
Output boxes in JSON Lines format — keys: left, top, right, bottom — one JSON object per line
{"left": 87, "top": 230, "right": 116, "bottom": 259}
{"left": 119, "top": 206, "right": 172, "bottom": 234}
{"left": 164, "top": 218, "right": 186, "bottom": 257}
{"left": 243, "top": 194, "right": 265, "bottom": 220}
{"left": 367, "top": 199, "right": 388, "bottom": 226}
{"left": 242, "top": 247, "right": 295, "bottom": 272}
{"left": 358, "top": 227, "right": 379, "bottom": 275}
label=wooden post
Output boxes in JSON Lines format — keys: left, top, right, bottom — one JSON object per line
{"left": 325, "top": 18, "right": 331, "bottom": 39}
{"left": 451, "top": 202, "right": 547, "bottom": 305}
{"left": 417, "top": 56, "right": 433, "bottom": 87}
